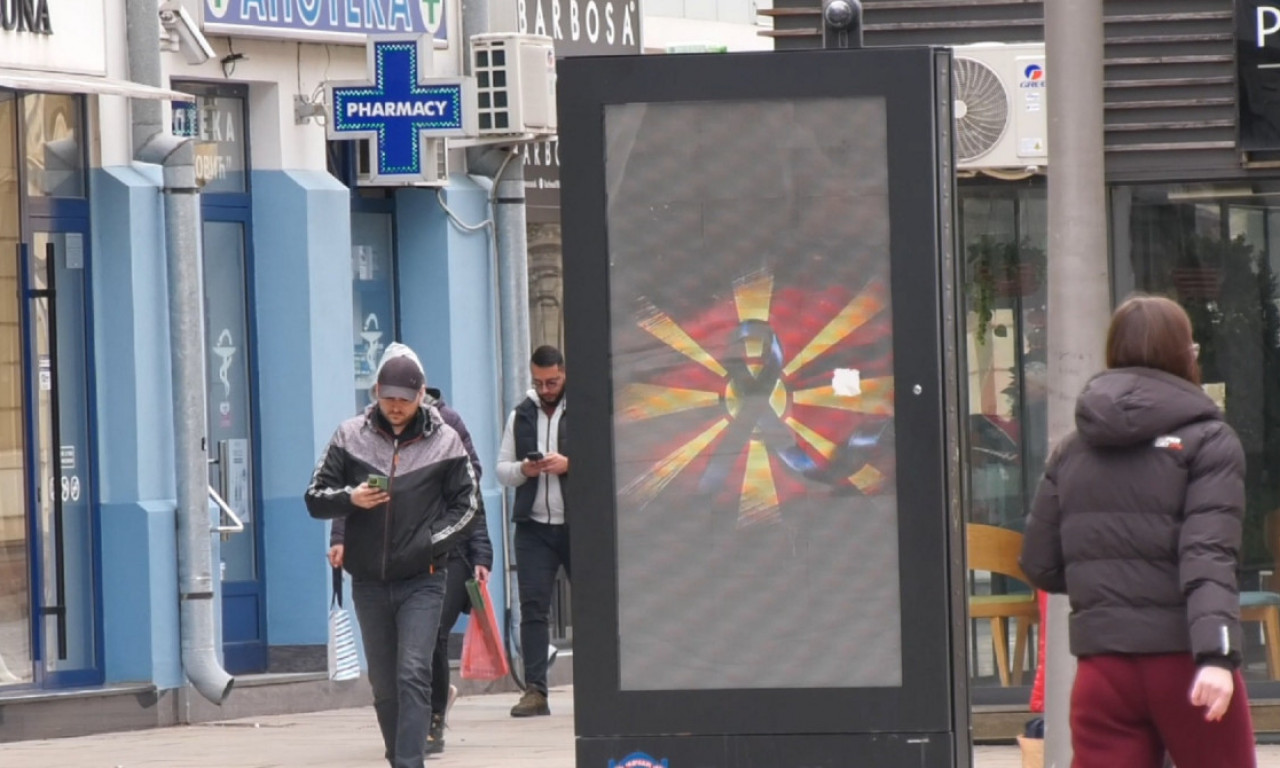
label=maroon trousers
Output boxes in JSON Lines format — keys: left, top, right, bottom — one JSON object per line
{"left": 1070, "top": 654, "right": 1255, "bottom": 768}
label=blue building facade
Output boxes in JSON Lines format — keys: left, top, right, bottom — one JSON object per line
{"left": 0, "top": 0, "right": 509, "bottom": 725}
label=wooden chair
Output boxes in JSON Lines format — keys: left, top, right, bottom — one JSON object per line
{"left": 1242, "top": 591, "right": 1280, "bottom": 680}
{"left": 968, "top": 523, "right": 1040, "bottom": 686}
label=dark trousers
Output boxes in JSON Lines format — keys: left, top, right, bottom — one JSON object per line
{"left": 515, "top": 520, "right": 571, "bottom": 695}
{"left": 352, "top": 569, "right": 447, "bottom": 768}
{"left": 1071, "top": 653, "right": 1255, "bottom": 768}
{"left": 431, "top": 555, "right": 472, "bottom": 717}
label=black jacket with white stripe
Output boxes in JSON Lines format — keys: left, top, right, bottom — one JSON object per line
{"left": 306, "top": 404, "right": 478, "bottom": 582}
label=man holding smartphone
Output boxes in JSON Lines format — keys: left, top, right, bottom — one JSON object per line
{"left": 497, "top": 345, "right": 569, "bottom": 717}
{"left": 306, "top": 347, "right": 478, "bottom": 768}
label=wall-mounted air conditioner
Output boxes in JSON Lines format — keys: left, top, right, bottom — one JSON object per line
{"left": 355, "top": 138, "right": 449, "bottom": 187}
{"left": 953, "top": 42, "right": 1048, "bottom": 171}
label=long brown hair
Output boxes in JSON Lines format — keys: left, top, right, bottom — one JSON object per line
{"left": 1106, "top": 295, "right": 1200, "bottom": 385}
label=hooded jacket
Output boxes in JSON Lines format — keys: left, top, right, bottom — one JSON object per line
{"left": 1019, "top": 367, "right": 1245, "bottom": 667}
{"left": 327, "top": 388, "right": 493, "bottom": 570}
{"left": 305, "top": 403, "right": 478, "bottom": 581}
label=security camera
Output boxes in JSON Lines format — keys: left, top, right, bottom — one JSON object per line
{"left": 822, "top": 0, "right": 856, "bottom": 29}
{"left": 159, "top": 1, "right": 216, "bottom": 66}
{"left": 821, "top": 0, "right": 863, "bottom": 49}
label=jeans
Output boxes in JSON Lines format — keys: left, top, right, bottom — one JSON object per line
{"left": 352, "top": 569, "right": 447, "bottom": 768}
{"left": 515, "top": 521, "right": 571, "bottom": 695}
{"left": 430, "top": 555, "right": 472, "bottom": 717}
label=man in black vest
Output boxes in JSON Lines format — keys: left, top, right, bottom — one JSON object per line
{"left": 497, "top": 345, "right": 569, "bottom": 717}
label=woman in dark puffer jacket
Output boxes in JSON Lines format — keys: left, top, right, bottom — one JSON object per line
{"left": 1020, "top": 295, "right": 1255, "bottom": 768}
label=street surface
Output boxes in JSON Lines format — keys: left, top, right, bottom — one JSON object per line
{"left": 2, "top": 686, "right": 1279, "bottom": 767}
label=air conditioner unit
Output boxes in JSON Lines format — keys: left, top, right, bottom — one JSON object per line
{"left": 953, "top": 42, "right": 1048, "bottom": 171}
{"left": 470, "top": 33, "right": 557, "bottom": 139}
{"left": 355, "top": 138, "right": 449, "bottom": 187}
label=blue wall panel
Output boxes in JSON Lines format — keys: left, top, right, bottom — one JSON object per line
{"left": 396, "top": 178, "right": 508, "bottom": 635}
{"left": 251, "top": 170, "right": 353, "bottom": 645}
{"left": 90, "top": 167, "right": 182, "bottom": 688}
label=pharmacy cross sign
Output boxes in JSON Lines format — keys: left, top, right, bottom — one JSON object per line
{"left": 325, "top": 35, "right": 476, "bottom": 184}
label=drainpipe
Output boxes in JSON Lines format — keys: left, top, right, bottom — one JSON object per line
{"left": 464, "top": 0, "right": 532, "bottom": 684}
{"left": 469, "top": 144, "right": 531, "bottom": 678}
{"left": 127, "top": 0, "right": 235, "bottom": 706}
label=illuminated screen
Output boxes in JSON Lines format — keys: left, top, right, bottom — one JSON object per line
{"left": 607, "top": 98, "right": 904, "bottom": 690}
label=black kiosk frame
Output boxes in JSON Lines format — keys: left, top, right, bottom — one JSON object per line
{"left": 560, "top": 46, "right": 970, "bottom": 768}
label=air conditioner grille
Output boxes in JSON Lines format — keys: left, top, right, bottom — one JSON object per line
{"left": 954, "top": 57, "right": 1010, "bottom": 163}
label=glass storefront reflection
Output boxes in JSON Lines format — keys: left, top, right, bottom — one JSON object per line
{"left": 959, "top": 181, "right": 1048, "bottom": 691}
{"left": 0, "top": 93, "right": 32, "bottom": 686}
{"left": 1114, "top": 182, "right": 1280, "bottom": 682}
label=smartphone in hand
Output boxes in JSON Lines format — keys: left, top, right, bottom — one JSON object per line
{"left": 366, "top": 474, "right": 389, "bottom": 490}
{"left": 525, "top": 451, "right": 545, "bottom": 462}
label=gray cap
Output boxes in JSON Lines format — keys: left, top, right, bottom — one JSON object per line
{"left": 376, "top": 355, "right": 425, "bottom": 401}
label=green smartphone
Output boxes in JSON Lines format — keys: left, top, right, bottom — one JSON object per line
{"left": 366, "top": 474, "right": 389, "bottom": 490}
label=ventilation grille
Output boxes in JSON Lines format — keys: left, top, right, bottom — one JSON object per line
{"left": 954, "top": 57, "right": 1010, "bottom": 163}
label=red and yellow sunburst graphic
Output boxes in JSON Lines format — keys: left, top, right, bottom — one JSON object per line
{"left": 616, "top": 271, "right": 896, "bottom": 528}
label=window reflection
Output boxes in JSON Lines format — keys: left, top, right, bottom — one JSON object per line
{"left": 1114, "top": 182, "right": 1280, "bottom": 683}
{"left": 352, "top": 211, "right": 395, "bottom": 410}
{"left": 959, "top": 181, "right": 1048, "bottom": 691}
{"left": 24, "top": 94, "right": 83, "bottom": 198}
{"left": 0, "top": 93, "right": 32, "bottom": 686}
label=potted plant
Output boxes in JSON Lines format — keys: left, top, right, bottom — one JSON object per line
{"left": 966, "top": 235, "right": 1045, "bottom": 342}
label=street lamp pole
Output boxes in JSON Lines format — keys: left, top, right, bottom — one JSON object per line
{"left": 1043, "top": 1, "right": 1110, "bottom": 766}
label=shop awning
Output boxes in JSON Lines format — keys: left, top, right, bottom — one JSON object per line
{"left": 0, "top": 68, "right": 192, "bottom": 100}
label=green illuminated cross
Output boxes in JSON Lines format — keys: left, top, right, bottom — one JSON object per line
{"left": 422, "top": 0, "right": 441, "bottom": 25}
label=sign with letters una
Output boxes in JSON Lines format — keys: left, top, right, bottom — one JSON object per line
{"left": 324, "top": 35, "right": 476, "bottom": 185}
{"left": 1237, "top": 0, "right": 1280, "bottom": 150}
{"left": 203, "top": 0, "right": 450, "bottom": 44}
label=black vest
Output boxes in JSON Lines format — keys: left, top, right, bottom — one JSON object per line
{"left": 513, "top": 396, "right": 568, "bottom": 523}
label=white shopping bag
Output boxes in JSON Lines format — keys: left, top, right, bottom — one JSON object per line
{"left": 328, "top": 567, "right": 360, "bottom": 682}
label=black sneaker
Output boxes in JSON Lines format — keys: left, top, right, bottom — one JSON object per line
{"left": 425, "top": 712, "right": 445, "bottom": 754}
{"left": 510, "top": 689, "right": 550, "bottom": 717}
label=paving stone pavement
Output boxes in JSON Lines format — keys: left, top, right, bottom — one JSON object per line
{"left": 1, "top": 686, "right": 1279, "bottom": 767}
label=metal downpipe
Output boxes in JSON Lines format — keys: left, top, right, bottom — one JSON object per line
{"left": 468, "top": 145, "right": 530, "bottom": 681}
{"left": 127, "top": 0, "right": 234, "bottom": 706}
{"left": 164, "top": 148, "right": 234, "bottom": 706}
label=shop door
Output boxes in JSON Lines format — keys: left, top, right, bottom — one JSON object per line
{"left": 21, "top": 219, "right": 101, "bottom": 687}
{"left": 202, "top": 211, "right": 265, "bottom": 674}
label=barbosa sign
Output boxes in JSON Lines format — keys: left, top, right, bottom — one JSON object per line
{"left": 518, "top": 0, "right": 639, "bottom": 56}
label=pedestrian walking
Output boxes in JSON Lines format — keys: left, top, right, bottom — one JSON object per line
{"left": 327, "top": 345, "right": 494, "bottom": 756}
{"left": 306, "top": 345, "right": 479, "bottom": 768}
{"left": 497, "top": 345, "right": 569, "bottom": 717}
{"left": 1020, "top": 295, "right": 1256, "bottom": 768}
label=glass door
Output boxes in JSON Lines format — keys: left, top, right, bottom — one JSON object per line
{"left": 25, "top": 225, "right": 98, "bottom": 685}
{"left": 202, "top": 216, "right": 265, "bottom": 673}
{"left": 0, "top": 91, "right": 32, "bottom": 688}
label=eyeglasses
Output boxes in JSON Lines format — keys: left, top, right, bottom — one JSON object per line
{"left": 1191, "top": 343, "right": 1201, "bottom": 360}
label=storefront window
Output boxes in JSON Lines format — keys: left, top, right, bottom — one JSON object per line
{"left": 0, "top": 92, "right": 33, "bottom": 686}
{"left": 1113, "top": 182, "right": 1280, "bottom": 683}
{"left": 352, "top": 210, "right": 395, "bottom": 409}
{"left": 24, "top": 94, "right": 83, "bottom": 198}
{"left": 171, "top": 91, "right": 248, "bottom": 194}
{"left": 959, "top": 180, "right": 1048, "bottom": 693}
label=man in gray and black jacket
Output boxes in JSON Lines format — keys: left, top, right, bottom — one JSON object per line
{"left": 306, "top": 348, "right": 477, "bottom": 768}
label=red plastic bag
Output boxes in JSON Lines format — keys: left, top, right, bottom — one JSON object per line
{"left": 460, "top": 577, "right": 509, "bottom": 680}
{"left": 1030, "top": 589, "right": 1048, "bottom": 712}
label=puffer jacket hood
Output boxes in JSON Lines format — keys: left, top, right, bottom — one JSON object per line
{"left": 1075, "top": 367, "right": 1220, "bottom": 448}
